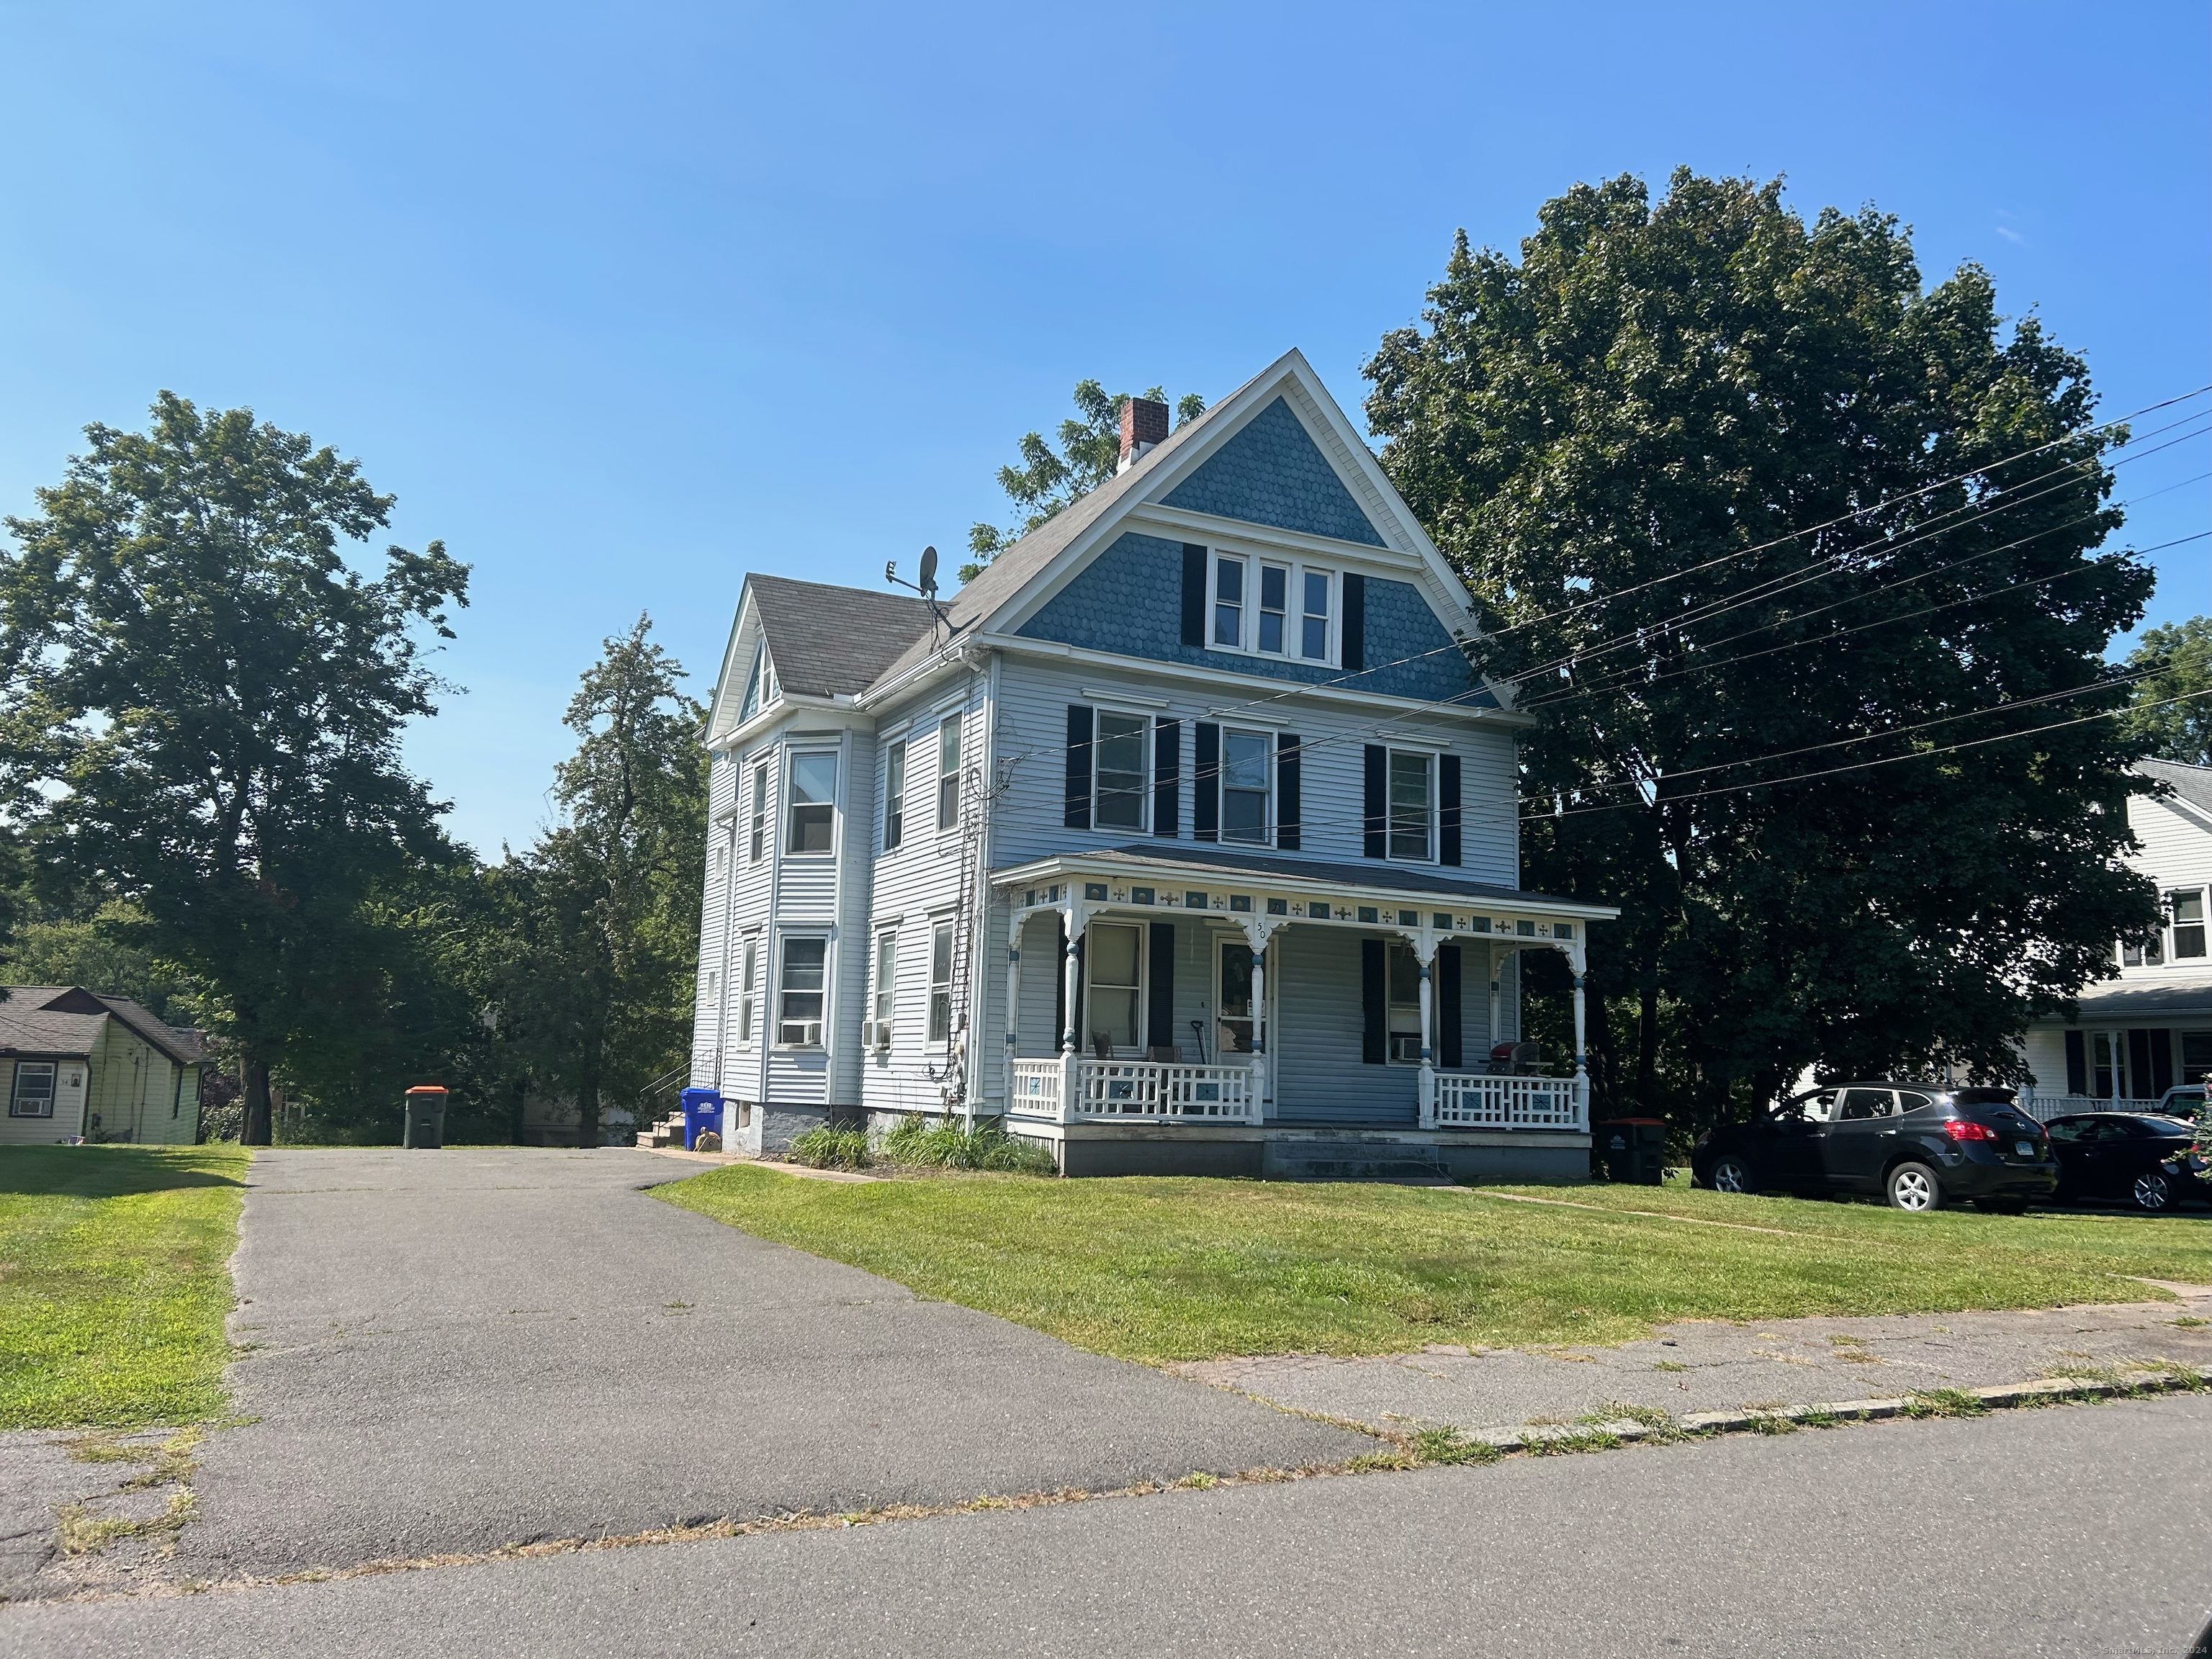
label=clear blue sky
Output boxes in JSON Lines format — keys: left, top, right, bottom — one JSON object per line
{"left": 3, "top": 1, "right": 2206, "bottom": 856}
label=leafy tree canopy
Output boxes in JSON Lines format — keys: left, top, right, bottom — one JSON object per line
{"left": 964, "top": 380, "right": 1205, "bottom": 581}
{"left": 2122, "top": 616, "right": 2212, "bottom": 766}
{"left": 1366, "top": 169, "right": 2159, "bottom": 1119}
{"left": 0, "top": 392, "right": 469, "bottom": 1143}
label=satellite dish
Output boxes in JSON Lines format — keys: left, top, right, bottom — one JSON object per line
{"left": 918, "top": 545, "right": 939, "bottom": 595}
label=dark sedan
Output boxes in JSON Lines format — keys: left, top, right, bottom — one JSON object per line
{"left": 2044, "top": 1112, "right": 2210, "bottom": 1213}
{"left": 1690, "top": 1084, "right": 2059, "bottom": 1213}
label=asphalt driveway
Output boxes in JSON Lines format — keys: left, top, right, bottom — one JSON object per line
{"left": 171, "top": 1148, "right": 1367, "bottom": 1580}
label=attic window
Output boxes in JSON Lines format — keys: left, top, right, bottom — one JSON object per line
{"left": 739, "top": 642, "right": 777, "bottom": 723}
{"left": 1207, "top": 551, "right": 1336, "bottom": 666}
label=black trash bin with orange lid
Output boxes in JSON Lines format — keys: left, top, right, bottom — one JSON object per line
{"left": 403, "top": 1086, "right": 448, "bottom": 1149}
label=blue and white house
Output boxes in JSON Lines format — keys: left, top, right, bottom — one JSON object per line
{"left": 691, "top": 351, "right": 1617, "bottom": 1176}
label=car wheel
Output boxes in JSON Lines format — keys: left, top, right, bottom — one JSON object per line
{"left": 2131, "top": 1171, "right": 2174, "bottom": 1213}
{"left": 1709, "top": 1154, "right": 1755, "bottom": 1195}
{"left": 1886, "top": 1161, "right": 1943, "bottom": 1213}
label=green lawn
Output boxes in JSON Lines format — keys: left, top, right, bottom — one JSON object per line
{"left": 0, "top": 1145, "right": 249, "bottom": 1429}
{"left": 658, "top": 1165, "right": 2212, "bottom": 1362}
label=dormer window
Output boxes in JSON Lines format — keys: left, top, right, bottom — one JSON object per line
{"left": 738, "top": 641, "right": 777, "bottom": 723}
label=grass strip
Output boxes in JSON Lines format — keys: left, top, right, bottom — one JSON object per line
{"left": 657, "top": 1164, "right": 2208, "bottom": 1362}
{"left": 0, "top": 1146, "right": 248, "bottom": 1429}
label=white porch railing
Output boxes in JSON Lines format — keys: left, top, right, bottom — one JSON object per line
{"left": 1008, "top": 1057, "right": 1257, "bottom": 1124}
{"left": 2018, "top": 1093, "right": 2140, "bottom": 1123}
{"left": 1426, "top": 1071, "right": 1588, "bottom": 1131}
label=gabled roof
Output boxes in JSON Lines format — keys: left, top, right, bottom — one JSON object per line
{"left": 0, "top": 986, "right": 206, "bottom": 1066}
{"left": 745, "top": 575, "right": 935, "bottom": 701}
{"left": 2139, "top": 758, "right": 2212, "bottom": 819}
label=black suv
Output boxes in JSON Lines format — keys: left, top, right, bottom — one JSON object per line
{"left": 1690, "top": 1084, "right": 2059, "bottom": 1213}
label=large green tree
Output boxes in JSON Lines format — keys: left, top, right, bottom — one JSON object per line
{"left": 0, "top": 392, "right": 468, "bottom": 1144}
{"left": 1365, "top": 171, "right": 2161, "bottom": 1122}
{"left": 499, "top": 616, "right": 705, "bottom": 1147}
{"left": 965, "top": 379, "right": 1205, "bottom": 580}
{"left": 2122, "top": 616, "right": 2212, "bottom": 765}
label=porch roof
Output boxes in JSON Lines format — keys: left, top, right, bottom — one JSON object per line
{"left": 991, "top": 844, "right": 1617, "bottom": 921}
{"left": 2035, "top": 976, "right": 2212, "bottom": 1022}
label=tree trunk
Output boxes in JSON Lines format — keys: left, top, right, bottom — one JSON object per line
{"left": 1636, "top": 980, "right": 1660, "bottom": 1110}
{"left": 242, "top": 1056, "right": 274, "bottom": 1146}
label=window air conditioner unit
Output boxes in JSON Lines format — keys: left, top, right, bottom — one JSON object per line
{"left": 862, "top": 1020, "right": 892, "bottom": 1051}
{"left": 779, "top": 1021, "right": 824, "bottom": 1048}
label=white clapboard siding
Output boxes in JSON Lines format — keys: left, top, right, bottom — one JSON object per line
{"left": 986, "top": 656, "right": 1521, "bottom": 884}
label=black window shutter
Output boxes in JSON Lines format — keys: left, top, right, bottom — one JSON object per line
{"left": 1153, "top": 718, "right": 1181, "bottom": 838}
{"left": 1193, "top": 722, "right": 1220, "bottom": 842}
{"left": 1437, "top": 945, "right": 1462, "bottom": 1069}
{"left": 1341, "top": 573, "right": 1366, "bottom": 673}
{"left": 1439, "top": 753, "right": 1462, "bottom": 867}
{"left": 1180, "top": 544, "right": 1208, "bottom": 647}
{"left": 1147, "top": 922, "right": 1176, "bottom": 1051}
{"left": 1362, "top": 744, "right": 1387, "bottom": 858}
{"left": 1276, "top": 734, "right": 1301, "bottom": 851}
{"left": 1064, "top": 705, "right": 1093, "bottom": 829}
{"left": 1360, "top": 939, "right": 1386, "bottom": 1064}
{"left": 2064, "top": 1030, "right": 2087, "bottom": 1096}
{"left": 2128, "top": 1028, "right": 2154, "bottom": 1100}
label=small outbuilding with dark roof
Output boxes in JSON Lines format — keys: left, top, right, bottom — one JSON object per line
{"left": 0, "top": 986, "right": 212, "bottom": 1145}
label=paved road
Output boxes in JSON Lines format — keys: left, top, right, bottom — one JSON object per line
{"left": 163, "top": 1148, "right": 1365, "bottom": 1580}
{"left": 10, "top": 1393, "right": 2207, "bottom": 1656}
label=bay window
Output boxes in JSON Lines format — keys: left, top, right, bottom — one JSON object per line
{"left": 787, "top": 753, "right": 837, "bottom": 854}
{"left": 777, "top": 938, "right": 826, "bottom": 1046}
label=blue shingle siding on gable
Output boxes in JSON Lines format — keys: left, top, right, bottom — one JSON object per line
{"left": 1017, "top": 532, "right": 1495, "bottom": 706}
{"left": 1161, "top": 397, "right": 1388, "bottom": 547}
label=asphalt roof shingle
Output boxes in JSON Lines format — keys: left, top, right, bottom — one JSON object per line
{"left": 746, "top": 575, "right": 936, "bottom": 700}
{"left": 2140, "top": 758, "right": 2212, "bottom": 818}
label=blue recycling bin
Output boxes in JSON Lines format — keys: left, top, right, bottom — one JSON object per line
{"left": 679, "top": 1087, "right": 724, "bottom": 1151}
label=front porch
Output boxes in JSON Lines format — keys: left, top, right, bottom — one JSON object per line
{"left": 990, "top": 845, "right": 1617, "bottom": 1174}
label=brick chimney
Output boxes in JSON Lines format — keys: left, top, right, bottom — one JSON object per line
{"left": 1118, "top": 396, "right": 1170, "bottom": 473}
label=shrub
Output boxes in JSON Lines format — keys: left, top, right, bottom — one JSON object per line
{"left": 787, "top": 1125, "right": 872, "bottom": 1170}
{"left": 878, "top": 1115, "right": 1056, "bottom": 1174}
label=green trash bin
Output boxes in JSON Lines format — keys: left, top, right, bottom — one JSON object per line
{"left": 403, "top": 1086, "right": 448, "bottom": 1149}
{"left": 1593, "top": 1118, "right": 1665, "bottom": 1184}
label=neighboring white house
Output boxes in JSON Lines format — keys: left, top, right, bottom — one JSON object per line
{"left": 2021, "top": 758, "right": 2212, "bottom": 1115}
{"left": 688, "top": 349, "right": 1619, "bottom": 1177}
{"left": 0, "top": 985, "right": 211, "bottom": 1146}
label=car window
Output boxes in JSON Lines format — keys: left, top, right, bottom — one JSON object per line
{"left": 1895, "top": 1090, "right": 1936, "bottom": 1114}
{"left": 1838, "top": 1088, "right": 1894, "bottom": 1121}
{"left": 2081, "top": 1118, "right": 2129, "bottom": 1143}
{"left": 2046, "top": 1118, "right": 2085, "bottom": 1143}
{"left": 1800, "top": 1091, "right": 1838, "bottom": 1123}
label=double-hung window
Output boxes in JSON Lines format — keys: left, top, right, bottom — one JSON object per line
{"left": 1388, "top": 750, "right": 1433, "bottom": 861}
{"left": 873, "top": 932, "right": 897, "bottom": 1040}
{"left": 788, "top": 753, "right": 836, "bottom": 854}
{"left": 937, "top": 715, "right": 961, "bottom": 831}
{"left": 927, "top": 920, "right": 954, "bottom": 1044}
{"left": 1220, "top": 729, "right": 1271, "bottom": 844}
{"left": 737, "top": 936, "right": 758, "bottom": 1046}
{"left": 777, "top": 938, "right": 826, "bottom": 1046}
{"left": 1385, "top": 943, "right": 1424, "bottom": 1064}
{"left": 8, "top": 1061, "right": 56, "bottom": 1118}
{"left": 884, "top": 740, "right": 906, "bottom": 851}
{"left": 1093, "top": 711, "right": 1148, "bottom": 832}
{"left": 2172, "top": 889, "right": 2207, "bottom": 960}
{"left": 1085, "top": 922, "right": 1142, "bottom": 1051}
{"left": 1208, "top": 551, "right": 1335, "bottom": 664}
{"left": 748, "top": 764, "right": 769, "bottom": 862}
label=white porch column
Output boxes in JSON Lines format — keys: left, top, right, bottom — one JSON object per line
{"left": 1003, "top": 907, "right": 1023, "bottom": 1084}
{"left": 1488, "top": 945, "right": 1503, "bottom": 1061}
{"left": 1411, "top": 930, "right": 1438, "bottom": 1128}
{"left": 1236, "top": 915, "right": 1280, "bottom": 1125}
{"left": 1059, "top": 904, "right": 1085, "bottom": 1119}
{"left": 1567, "top": 943, "right": 1590, "bottom": 1130}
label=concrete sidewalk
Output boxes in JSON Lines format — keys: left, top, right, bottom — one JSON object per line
{"left": 1174, "top": 1285, "right": 2212, "bottom": 1437}
{"left": 29, "top": 1148, "right": 1365, "bottom": 1596}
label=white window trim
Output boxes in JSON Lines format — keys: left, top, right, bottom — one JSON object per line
{"left": 1089, "top": 703, "right": 1154, "bottom": 837}
{"left": 747, "top": 760, "right": 771, "bottom": 864}
{"left": 1206, "top": 547, "right": 1339, "bottom": 667}
{"left": 1382, "top": 744, "right": 1439, "bottom": 866}
{"left": 1216, "top": 723, "right": 1277, "bottom": 850}
{"left": 9, "top": 1060, "right": 58, "bottom": 1118}
{"left": 785, "top": 747, "right": 840, "bottom": 860}
{"left": 1081, "top": 918, "right": 1149, "bottom": 1057}
{"left": 883, "top": 738, "right": 907, "bottom": 853}
{"left": 871, "top": 928, "right": 899, "bottom": 1032}
{"left": 737, "top": 932, "right": 760, "bottom": 1048}
{"left": 926, "top": 914, "right": 956, "bottom": 1048}
{"left": 775, "top": 932, "right": 831, "bottom": 1048}
{"left": 935, "top": 714, "right": 963, "bottom": 836}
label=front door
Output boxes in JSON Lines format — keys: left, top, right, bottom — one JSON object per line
{"left": 1822, "top": 1087, "right": 1901, "bottom": 1191}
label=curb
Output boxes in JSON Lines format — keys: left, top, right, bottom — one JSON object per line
{"left": 1462, "top": 1364, "right": 2212, "bottom": 1451}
